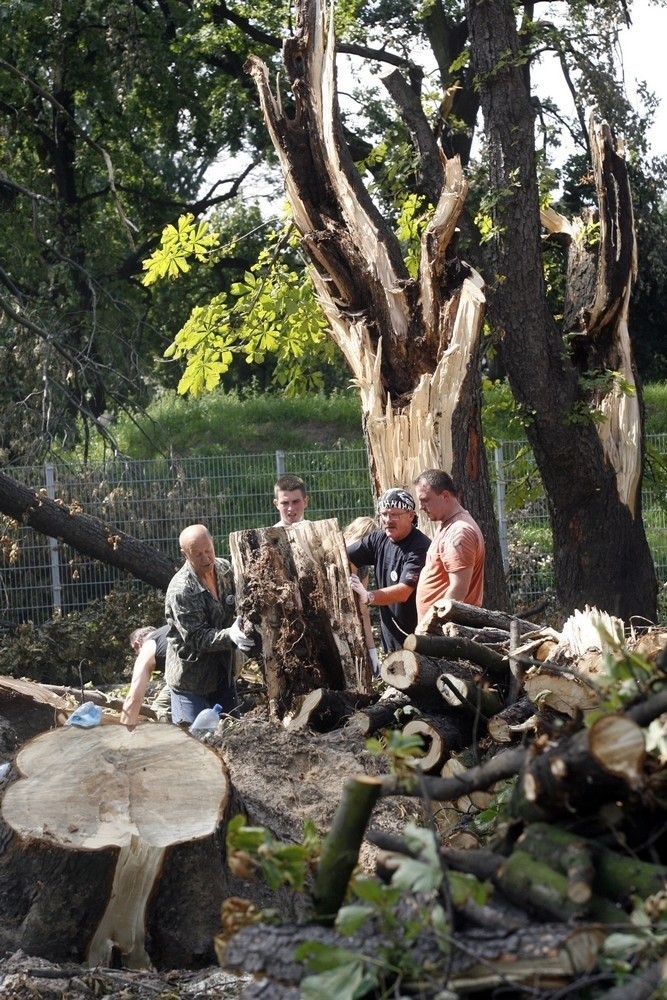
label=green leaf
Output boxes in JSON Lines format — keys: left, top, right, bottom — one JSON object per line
{"left": 391, "top": 857, "right": 442, "bottom": 893}
{"left": 301, "top": 962, "right": 377, "bottom": 1000}
{"left": 335, "top": 903, "right": 375, "bottom": 935}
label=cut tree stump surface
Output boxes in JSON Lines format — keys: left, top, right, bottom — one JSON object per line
{"left": 1, "top": 723, "right": 231, "bottom": 970}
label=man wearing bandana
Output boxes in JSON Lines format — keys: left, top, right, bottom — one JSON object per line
{"left": 346, "top": 488, "right": 430, "bottom": 653}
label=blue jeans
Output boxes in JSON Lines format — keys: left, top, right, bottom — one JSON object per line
{"left": 170, "top": 683, "right": 240, "bottom": 725}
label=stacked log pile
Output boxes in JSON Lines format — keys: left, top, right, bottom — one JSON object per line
{"left": 220, "top": 599, "right": 667, "bottom": 996}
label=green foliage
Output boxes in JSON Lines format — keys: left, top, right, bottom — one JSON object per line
{"left": 365, "top": 729, "right": 426, "bottom": 779}
{"left": 584, "top": 627, "right": 658, "bottom": 718}
{"left": 78, "top": 388, "right": 364, "bottom": 460}
{"left": 226, "top": 814, "right": 321, "bottom": 893}
{"left": 0, "top": 584, "right": 163, "bottom": 686}
{"left": 144, "top": 215, "right": 342, "bottom": 399}
{"left": 141, "top": 214, "right": 222, "bottom": 284}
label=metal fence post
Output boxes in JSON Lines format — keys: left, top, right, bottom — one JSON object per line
{"left": 494, "top": 445, "right": 510, "bottom": 575}
{"left": 44, "top": 462, "right": 63, "bottom": 615}
{"left": 275, "top": 450, "right": 285, "bottom": 477}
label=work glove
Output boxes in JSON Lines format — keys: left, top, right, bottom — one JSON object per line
{"left": 229, "top": 616, "right": 254, "bottom": 653}
{"left": 350, "top": 574, "right": 371, "bottom": 604}
{"left": 368, "top": 647, "right": 380, "bottom": 677}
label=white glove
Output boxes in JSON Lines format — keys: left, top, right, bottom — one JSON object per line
{"left": 350, "top": 574, "right": 370, "bottom": 604}
{"left": 368, "top": 647, "right": 380, "bottom": 677}
{"left": 229, "top": 616, "right": 254, "bottom": 652}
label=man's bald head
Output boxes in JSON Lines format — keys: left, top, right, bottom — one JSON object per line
{"left": 179, "top": 524, "right": 216, "bottom": 579}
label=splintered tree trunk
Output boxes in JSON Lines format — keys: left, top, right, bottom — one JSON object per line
{"left": 230, "top": 519, "right": 372, "bottom": 719}
{"left": 245, "top": 0, "right": 508, "bottom": 610}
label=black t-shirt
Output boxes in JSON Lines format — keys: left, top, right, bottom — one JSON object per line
{"left": 149, "top": 624, "right": 170, "bottom": 672}
{"left": 347, "top": 527, "right": 431, "bottom": 651}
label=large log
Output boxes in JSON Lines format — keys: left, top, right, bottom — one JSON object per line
{"left": 345, "top": 691, "right": 412, "bottom": 736}
{"left": 436, "top": 671, "right": 503, "bottom": 720}
{"left": 487, "top": 697, "right": 538, "bottom": 743}
{"left": 229, "top": 519, "right": 372, "bottom": 719}
{"left": 417, "top": 599, "right": 539, "bottom": 636}
{"left": 0, "top": 471, "right": 178, "bottom": 590}
{"left": 522, "top": 662, "right": 601, "bottom": 716}
{"left": 380, "top": 648, "right": 454, "bottom": 694}
{"left": 403, "top": 631, "right": 509, "bottom": 676}
{"left": 283, "top": 688, "right": 378, "bottom": 732}
{"left": 402, "top": 714, "right": 472, "bottom": 772}
{"left": 516, "top": 823, "right": 667, "bottom": 907}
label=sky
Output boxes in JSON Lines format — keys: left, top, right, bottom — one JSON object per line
{"left": 532, "top": 0, "right": 667, "bottom": 159}
{"left": 618, "top": 0, "right": 667, "bottom": 155}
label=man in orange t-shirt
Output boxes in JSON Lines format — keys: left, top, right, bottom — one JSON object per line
{"left": 414, "top": 469, "right": 485, "bottom": 622}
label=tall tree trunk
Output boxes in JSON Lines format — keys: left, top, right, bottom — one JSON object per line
{"left": 245, "top": 0, "right": 509, "bottom": 611}
{"left": 466, "top": 0, "right": 657, "bottom": 622}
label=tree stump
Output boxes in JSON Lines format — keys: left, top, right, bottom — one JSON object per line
{"left": 230, "top": 519, "right": 372, "bottom": 719}
{"left": 0, "top": 723, "right": 238, "bottom": 969}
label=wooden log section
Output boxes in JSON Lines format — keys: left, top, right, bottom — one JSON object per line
{"left": 588, "top": 714, "right": 647, "bottom": 789}
{"left": 380, "top": 649, "right": 454, "bottom": 694}
{"left": 345, "top": 692, "right": 412, "bottom": 736}
{"left": 510, "top": 714, "right": 649, "bottom": 823}
{"left": 442, "top": 622, "right": 511, "bottom": 645}
{"left": 516, "top": 823, "right": 667, "bottom": 907}
{"left": 311, "top": 776, "right": 383, "bottom": 924}
{"left": 436, "top": 671, "right": 503, "bottom": 720}
{"left": 283, "top": 688, "right": 378, "bottom": 732}
{"left": 403, "top": 631, "right": 509, "bottom": 676}
{"left": 497, "top": 851, "right": 623, "bottom": 924}
{"left": 222, "top": 918, "right": 606, "bottom": 991}
{"left": 487, "top": 698, "right": 538, "bottom": 743}
{"left": 416, "top": 599, "right": 539, "bottom": 637}
{"left": 402, "top": 714, "right": 472, "bottom": 772}
{"left": 523, "top": 663, "right": 601, "bottom": 716}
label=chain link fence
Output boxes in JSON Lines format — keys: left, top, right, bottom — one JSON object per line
{"left": 1, "top": 438, "right": 665, "bottom": 626}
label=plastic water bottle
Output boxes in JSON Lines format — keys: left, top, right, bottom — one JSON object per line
{"left": 189, "top": 703, "right": 222, "bottom": 738}
{"left": 65, "top": 701, "right": 103, "bottom": 728}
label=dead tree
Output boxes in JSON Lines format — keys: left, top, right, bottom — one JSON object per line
{"left": 230, "top": 519, "right": 373, "bottom": 719}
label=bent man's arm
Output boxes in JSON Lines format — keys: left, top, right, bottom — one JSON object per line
{"left": 120, "top": 640, "right": 157, "bottom": 727}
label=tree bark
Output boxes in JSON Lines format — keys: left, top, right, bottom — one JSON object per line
{"left": 404, "top": 630, "right": 509, "bottom": 676}
{"left": 466, "top": 0, "right": 657, "bottom": 622}
{"left": 0, "top": 470, "right": 178, "bottom": 590}
{"left": 417, "top": 599, "right": 538, "bottom": 636}
{"left": 229, "top": 519, "right": 372, "bottom": 719}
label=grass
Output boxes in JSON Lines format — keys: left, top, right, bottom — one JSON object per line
{"left": 80, "top": 380, "right": 667, "bottom": 462}
{"left": 87, "top": 388, "right": 365, "bottom": 460}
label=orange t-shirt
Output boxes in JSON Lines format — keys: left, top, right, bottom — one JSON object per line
{"left": 415, "top": 511, "right": 485, "bottom": 621}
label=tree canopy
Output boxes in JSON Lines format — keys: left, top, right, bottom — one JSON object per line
{"left": 1, "top": 0, "right": 666, "bottom": 466}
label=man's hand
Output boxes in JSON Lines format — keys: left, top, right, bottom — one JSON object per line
{"left": 350, "top": 574, "right": 371, "bottom": 604}
{"left": 229, "top": 616, "right": 254, "bottom": 652}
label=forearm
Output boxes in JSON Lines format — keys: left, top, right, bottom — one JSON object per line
{"left": 120, "top": 663, "right": 152, "bottom": 726}
{"left": 367, "top": 583, "right": 413, "bottom": 606}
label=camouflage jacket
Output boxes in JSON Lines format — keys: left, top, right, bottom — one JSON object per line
{"left": 164, "top": 557, "right": 237, "bottom": 695}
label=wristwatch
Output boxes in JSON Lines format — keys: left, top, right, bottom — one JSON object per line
{"left": 367, "top": 591, "right": 376, "bottom": 605}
